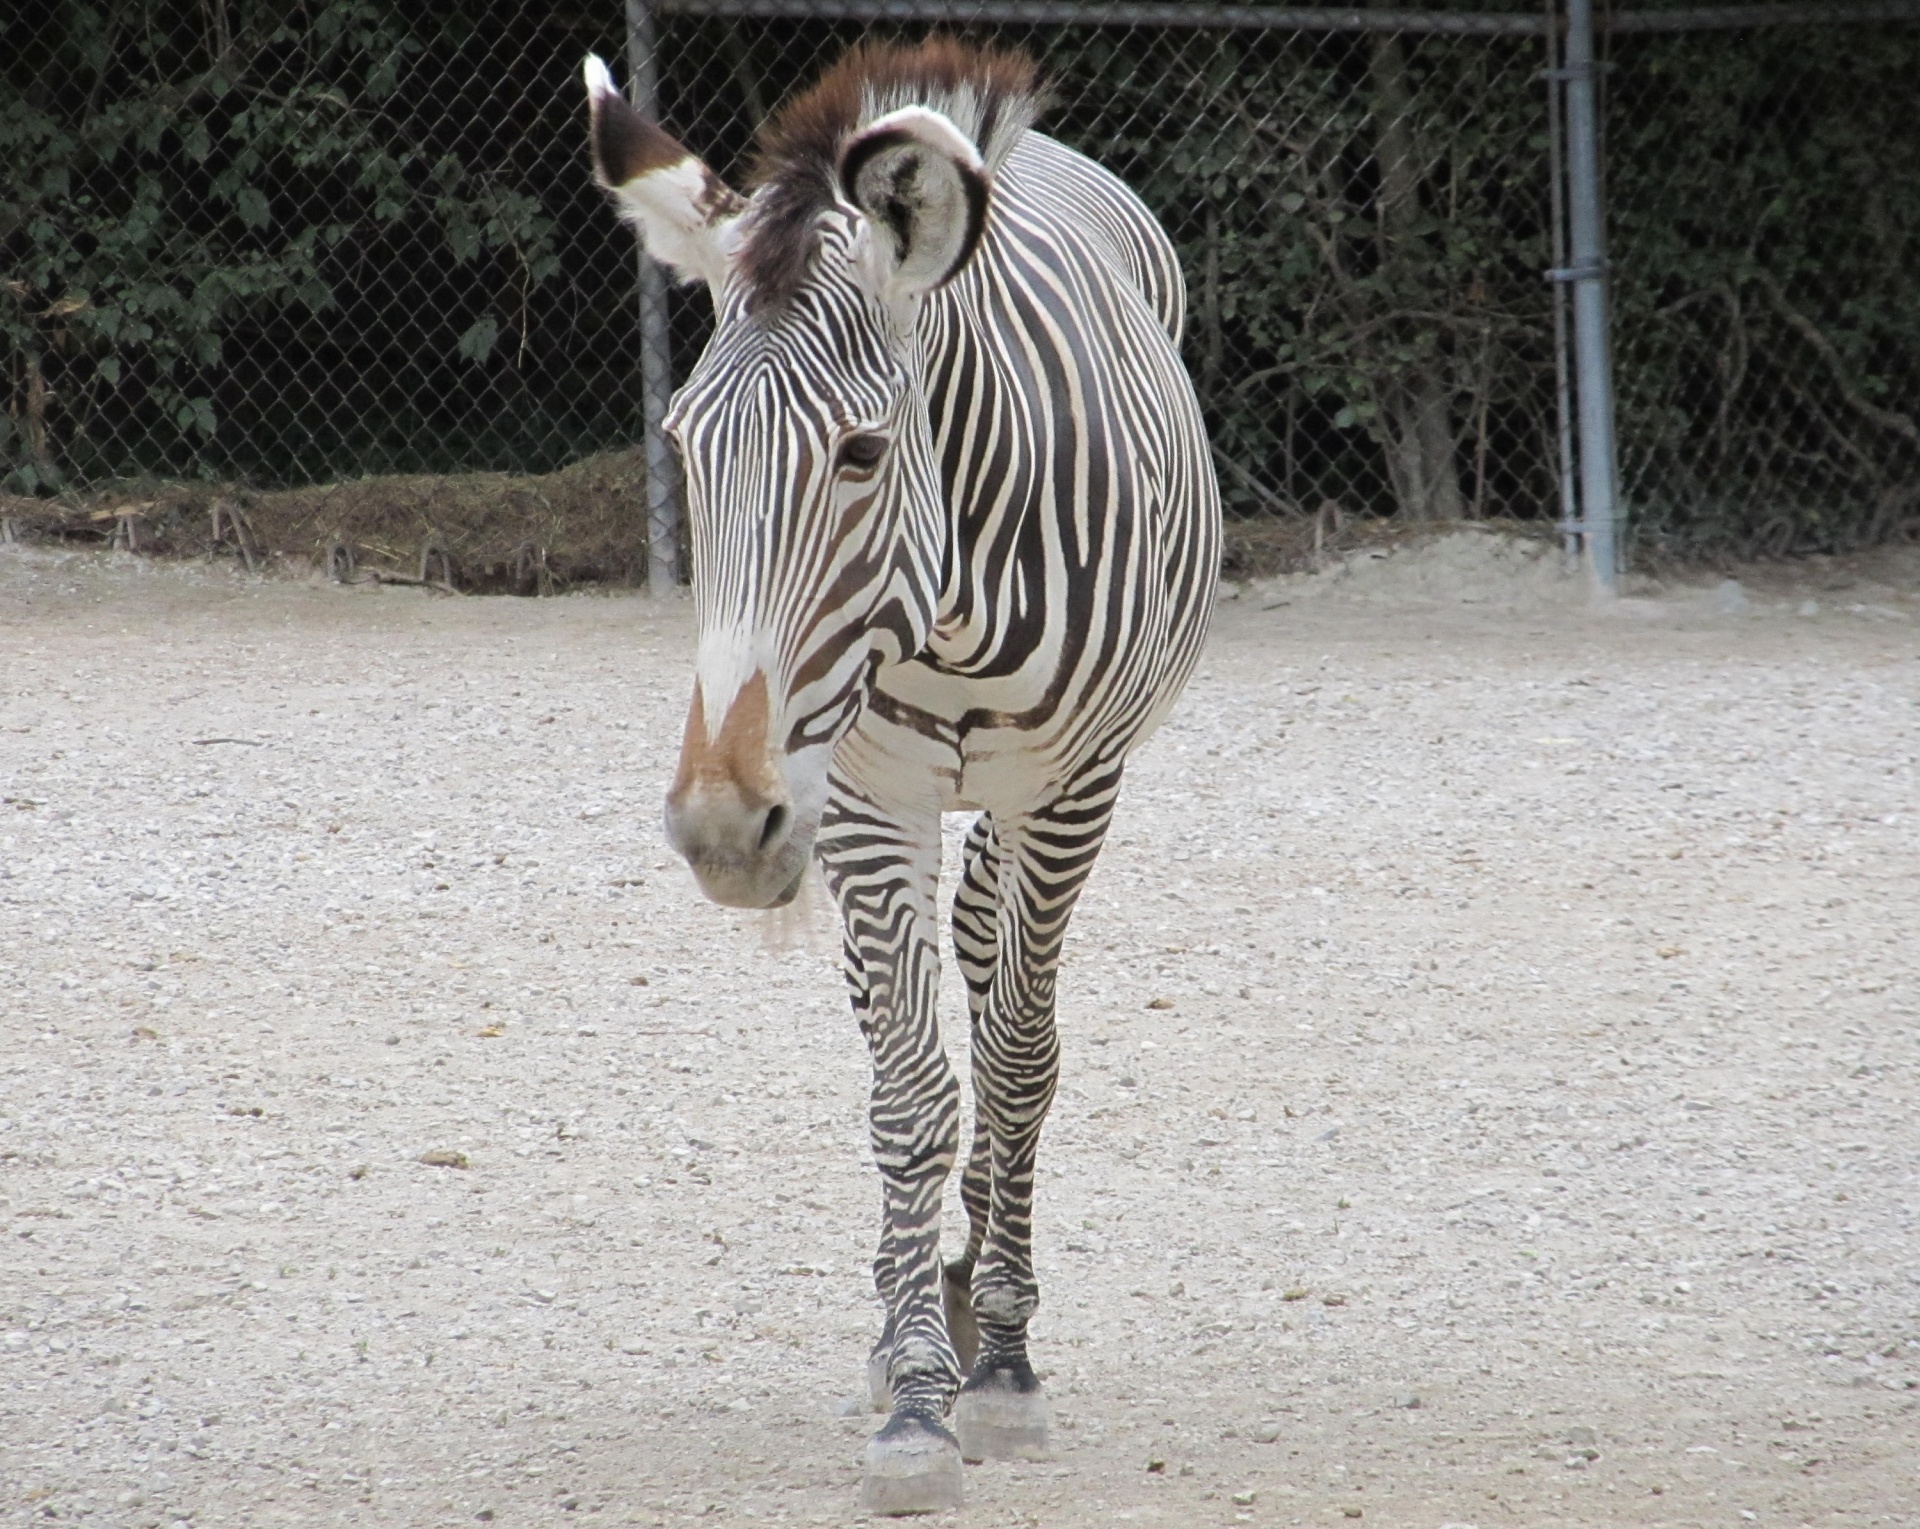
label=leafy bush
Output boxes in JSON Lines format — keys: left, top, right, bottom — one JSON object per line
{"left": 1, "top": 0, "right": 559, "bottom": 492}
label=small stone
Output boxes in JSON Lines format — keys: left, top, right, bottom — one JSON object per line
{"left": 1342, "top": 1509, "right": 1364, "bottom": 1520}
{"left": 833, "top": 1395, "right": 867, "bottom": 1417}
{"left": 1145, "top": 1457, "right": 1166, "bottom": 1474}
{"left": 1322, "top": 1293, "right": 1347, "bottom": 1307}
{"left": 1146, "top": 997, "right": 1174, "bottom": 1010}
{"left": 1252, "top": 1423, "right": 1282, "bottom": 1443}
{"left": 1565, "top": 1425, "right": 1596, "bottom": 1448}
{"left": 1281, "top": 1288, "right": 1310, "bottom": 1302}
{"left": 419, "top": 1149, "right": 469, "bottom": 1169}
{"left": 475, "top": 1512, "right": 494, "bottom": 1524}
{"left": 1231, "top": 1490, "right": 1257, "bottom": 1506}
{"left": 347, "top": 1164, "right": 369, "bottom": 1181}
{"left": 1394, "top": 1392, "right": 1421, "bottom": 1409}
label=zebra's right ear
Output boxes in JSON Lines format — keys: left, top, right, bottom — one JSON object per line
{"left": 584, "top": 54, "right": 744, "bottom": 291}
{"left": 839, "top": 107, "right": 990, "bottom": 303}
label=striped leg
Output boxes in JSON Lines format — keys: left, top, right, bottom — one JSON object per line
{"left": 816, "top": 784, "right": 965, "bottom": 1513}
{"left": 943, "top": 812, "right": 1002, "bottom": 1375}
{"left": 954, "top": 772, "right": 1120, "bottom": 1462}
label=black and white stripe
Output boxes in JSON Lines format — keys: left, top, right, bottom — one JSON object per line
{"left": 591, "top": 40, "right": 1220, "bottom": 1508}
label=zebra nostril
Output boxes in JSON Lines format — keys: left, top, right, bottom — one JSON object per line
{"left": 757, "top": 803, "right": 791, "bottom": 854}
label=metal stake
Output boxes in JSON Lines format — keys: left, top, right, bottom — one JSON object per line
{"left": 625, "top": 0, "right": 683, "bottom": 591}
{"left": 1557, "top": 0, "right": 1622, "bottom": 590}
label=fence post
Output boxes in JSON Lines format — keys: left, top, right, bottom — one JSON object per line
{"left": 624, "top": 0, "right": 683, "bottom": 592}
{"left": 1560, "top": 0, "right": 1622, "bottom": 590}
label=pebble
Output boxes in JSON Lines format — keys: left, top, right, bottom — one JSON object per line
{"left": 1394, "top": 1392, "right": 1421, "bottom": 1409}
{"left": 1252, "top": 1423, "right": 1282, "bottom": 1443}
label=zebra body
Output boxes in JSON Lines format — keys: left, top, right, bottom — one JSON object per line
{"left": 851, "top": 126, "right": 1212, "bottom": 813}
{"left": 586, "top": 39, "right": 1219, "bottom": 1512}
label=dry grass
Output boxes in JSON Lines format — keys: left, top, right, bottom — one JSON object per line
{"left": 0, "top": 450, "right": 651, "bottom": 593}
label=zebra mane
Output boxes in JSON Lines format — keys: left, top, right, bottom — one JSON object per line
{"left": 741, "top": 37, "right": 1045, "bottom": 306}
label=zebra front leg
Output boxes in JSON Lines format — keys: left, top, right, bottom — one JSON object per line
{"left": 818, "top": 793, "right": 967, "bottom": 1514}
{"left": 943, "top": 811, "right": 1002, "bottom": 1380}
{"left": 954, "top": 783, "right": 1115, "bottom": 1463}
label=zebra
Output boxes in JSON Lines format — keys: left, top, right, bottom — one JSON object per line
{"left": 586, "top": 37, "right": 1220, "bottom": 1513}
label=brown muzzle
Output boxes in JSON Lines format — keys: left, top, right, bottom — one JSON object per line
{"left": 662, "top": 671, "right": 804, "bottom": 907}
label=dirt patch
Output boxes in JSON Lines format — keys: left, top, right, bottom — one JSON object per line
{"left": 0, "top": 450, "right": 651, "bottom": 593}
{"left": 2, "top": 540, "right": 1918, "bottom": 1528}
{"left": 1220, "top": 511, "right": 1568, "bottom": 583}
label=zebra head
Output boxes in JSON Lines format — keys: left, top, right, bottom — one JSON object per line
{"left": 586, "top": 45, "right": 1036, "bottom": 908}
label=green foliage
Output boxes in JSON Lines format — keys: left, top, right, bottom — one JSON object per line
{"left": 1, "top": 0, "right": 558, "bottom": 492}
{"left": 1044, "top": 29, "right": 1553, "bottom": 520}
{"left": 8, "top": 5, "right": 1917, "bottom": 561}
{"left": 1607, "top": 27, "right": 1920, "bottom": 558}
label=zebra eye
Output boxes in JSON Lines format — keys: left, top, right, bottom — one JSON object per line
{"left": 836, "top": 433, "right": 888, "bottom": 472}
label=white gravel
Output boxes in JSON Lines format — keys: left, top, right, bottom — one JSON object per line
{"left": 2, "top": 534, "right": 1917, "bottom": 1528}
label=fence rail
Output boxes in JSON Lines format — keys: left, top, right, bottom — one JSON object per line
{"left": 655, "top": 1, "right": 1920, "bottom": 31}
{"left": 5, "top": 1, "right": 1918, "bottom": 577}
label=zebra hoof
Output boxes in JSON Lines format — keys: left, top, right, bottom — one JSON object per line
{"left": 954, "top": 1366, "right": 1050, "bottom": 1462}
{"left": 860, "top": 1412, "right": 964, "bottom": 1515}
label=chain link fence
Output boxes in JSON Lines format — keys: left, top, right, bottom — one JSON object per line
{"left": 645, "top": 4, "right": 1562, "bottom": 544}
{"left": 3, "top": 1, "right": 646, "bottom": 494}
{"left": 4, "top": 2, "right": 1918, "bottom": 571}
{"left": 1603, "top": 12, "right": 1920, "bottom": 561}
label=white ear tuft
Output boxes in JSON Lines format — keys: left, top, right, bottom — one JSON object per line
{"left": 583, "top": 53, "right": 616, "bottom": 102}
{"left": 584, "top": 53, "right": 745, "bottom": 292}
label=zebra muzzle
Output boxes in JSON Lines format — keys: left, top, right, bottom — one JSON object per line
{"left": 664, "top": 671, "right": 811, "bottom": 908}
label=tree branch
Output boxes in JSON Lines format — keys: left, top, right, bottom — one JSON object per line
{"left": 1754, "top": 270, "right": 1920, "bottom": 451}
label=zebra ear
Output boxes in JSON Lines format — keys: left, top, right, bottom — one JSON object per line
{"left": 839, "top": 106, "right": 990, "bottom": 301}
{"left": 584, "top": 54, "right": 744, "bottom": 291}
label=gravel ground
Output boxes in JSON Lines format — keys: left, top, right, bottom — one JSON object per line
{"left": 3, "top": 534, "right": 1917, "bottom": 1529}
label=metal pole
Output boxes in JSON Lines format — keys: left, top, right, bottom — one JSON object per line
{"left": 1560, "top": 0, "right": 1621, "bottom": 591}
{"left": 1545, "top": 0, "right": 1577, "bottom": 560}
{"left": 625, "top": 0, "right": 683, "bottom": 591}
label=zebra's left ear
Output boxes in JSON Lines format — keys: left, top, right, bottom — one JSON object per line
{"left": 839, "top": 107, "right": 990, "bottom": 302}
